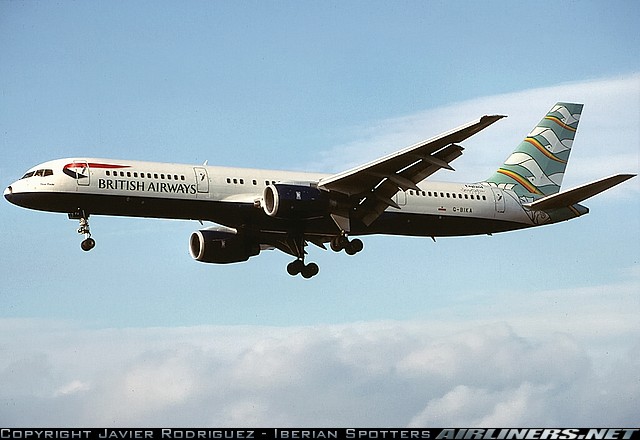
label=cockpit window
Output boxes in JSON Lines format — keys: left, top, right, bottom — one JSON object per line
{"left": 20, "top": 169, "right": 53, "bottom": 179}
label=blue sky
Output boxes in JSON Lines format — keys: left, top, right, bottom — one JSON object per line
{"left": 1, "top": 0, "right": 639, "bottom": 427}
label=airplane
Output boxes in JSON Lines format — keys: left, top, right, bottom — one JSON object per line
{"left": 4, "top": 102, "right": 635, "bottom": 278}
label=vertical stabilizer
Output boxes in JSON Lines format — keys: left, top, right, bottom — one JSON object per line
{"left": 485, "top": 102, "right": 583, "bottom": 197}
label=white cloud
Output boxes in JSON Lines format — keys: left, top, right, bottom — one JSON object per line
{"left": 314, "top": 73, "right": 640, "bottom": 195}
{"left": 1, "top": 273, "right": 639, "bottom": 429}
{"left": 54, "top": 380, "right": 90, "bottom": 397}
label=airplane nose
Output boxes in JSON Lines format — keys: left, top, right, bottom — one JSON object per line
{"left": 4, "top": 185, "right": 14, "bottom": 202}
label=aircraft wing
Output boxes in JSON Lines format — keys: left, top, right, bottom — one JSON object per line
{"left": 318, "top": 114, "right": 505, "bottom": 225}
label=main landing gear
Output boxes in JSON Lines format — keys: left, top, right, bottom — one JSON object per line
{"left": 285, "top": 232, "right": 364, "bottom": 279}
{"left": 330, "top": 234, "right": 364, "bottom": 255}
{"left": 287, "top": 259, "right": 320, "bottom": 279}
{"left": 69, "top": 210, "right": 95, "bottom": 251}
{"left": 285, "top": 235, "right": 320, "bottom": 279}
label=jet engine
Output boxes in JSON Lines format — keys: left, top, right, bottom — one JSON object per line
{"left": 262, "top": 183, "right": 328, "bottom": 219}
{"left": 189, "top": 227, "right": 260, "bottom": 264}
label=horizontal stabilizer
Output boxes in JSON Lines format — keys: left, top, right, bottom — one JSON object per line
{"left": 523, "top": 174, "right": 636, "bottom": 210}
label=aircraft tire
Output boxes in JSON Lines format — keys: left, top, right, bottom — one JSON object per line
{"left": 349, "top": 238, "right": 364, "bottom": 254}
{"left": 81, "top": 238, "right": 96, "bottom": 252}
{"left": 287, "top": 260, "right": 304, "bottom": 276}
{"left": 330, "top": 237, "right": 344, "bottom": 252}
{"left": 301, "top": 262, "right": 319, "bottom": 279}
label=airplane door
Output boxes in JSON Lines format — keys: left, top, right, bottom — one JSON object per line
{"left": 75, "top": 161, "right": 90, "bottom": 186}
{"left": 395, "top": 191, "right": 407, "bottom": 206}
{"left": 491, "top": 187, "right": 505, "bottom": 213}
{"left": 193, "top": 167, "right": 209, "bottom": 194}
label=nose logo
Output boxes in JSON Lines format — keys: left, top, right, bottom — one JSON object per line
{"left": 63, "top": 162, "right": 89, "bottom": 180}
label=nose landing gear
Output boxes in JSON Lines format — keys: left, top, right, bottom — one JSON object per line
{"left": 69, "top": 210, "right": 95, "bottom": 251}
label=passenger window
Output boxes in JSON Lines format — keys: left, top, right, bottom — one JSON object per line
{"left": 482, "top": 195, "right": 487, "bottom": 200}
{"left": 227, "top": 178, "right": 231, "bottom": 184}
{"left": 181, "top": 175, "right": 185, "bottom": 181}
{"left": 464, "top": 194, "right": 468, "bottom": 199}
{"left": 240, "top": 179, "right": 244, "bottom": 184}
{"left": 127, "top": 172, "right": 131, "bottom": 178}
{"left": 161, "top": 174, "right": 165, "bottom": 179}
{"left": 167, "top": 174, "right": 172, "bottom": 180}
{"left": 106, "top": 171, "right": 111, "bottom": 176}
{"left": 253, "top": 180, "right": 257, "bottom": 185}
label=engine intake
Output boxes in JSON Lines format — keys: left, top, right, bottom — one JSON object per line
{"left": 263, "top": 183, "right": 328, "bottom": 219}
{"left": 189, "top": 228, "right": 260, "bottom": 264}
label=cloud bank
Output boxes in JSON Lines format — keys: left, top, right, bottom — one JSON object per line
{"left": 2, "top": 275, "right": 639, "bottom": 428}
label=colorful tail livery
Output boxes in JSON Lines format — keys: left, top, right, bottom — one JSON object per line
{"left": 485, "top": 102, "right": 582, "bottom": 197}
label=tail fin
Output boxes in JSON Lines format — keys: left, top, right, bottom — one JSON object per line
{"left": 485, "top": 102, "right": 583, "bottom": 197}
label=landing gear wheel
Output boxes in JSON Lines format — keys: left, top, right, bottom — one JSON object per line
{"left": 81, "top": 237, "right": 96, "bottom": 251}
{"left": 287, "top": 259, "right": 319, "bottom": 278}
{"left": 70, "top": 210, "right": 95, "bottom": 252}
{"left": 330, "top": 236, "right": 345, "bottom": 252}
{"left": 331, "top": 234, "right": 364, "bottom": 255}
{"left": 345, "top": 238, "right": 364, "bottom": 255}
{"left": 301, "top": 262, "right": 319, "bottom": 279}
{"left": 287, "top": 259, "right": 305, "bottom": 276}
{"left": 286, "top": 235, "right": 320, "bottom": 278}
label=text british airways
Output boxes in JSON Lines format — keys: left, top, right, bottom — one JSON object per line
{"left": 98, "top": 178, "right": 197, "bottom": 195}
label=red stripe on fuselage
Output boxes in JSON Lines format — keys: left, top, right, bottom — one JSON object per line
{"left": 63, "top": 162, "right": 131, "bottom": 170}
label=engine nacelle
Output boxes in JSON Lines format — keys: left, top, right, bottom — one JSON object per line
{"left": 263, "top": 183, "right": 328, "bottom": 219}
{"left": 189, "top": 228, "right": 260, "bottom": 264}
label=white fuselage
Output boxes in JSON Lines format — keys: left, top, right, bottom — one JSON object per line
{"left": 5, "top": 157, "right": 535, "bottom": 238}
